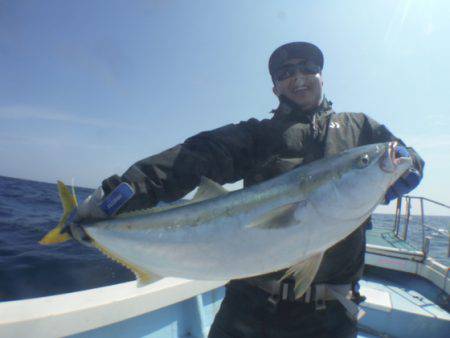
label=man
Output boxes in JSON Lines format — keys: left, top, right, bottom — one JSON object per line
{"left": 78, "top": 42, "right": 424, "bottom": 337}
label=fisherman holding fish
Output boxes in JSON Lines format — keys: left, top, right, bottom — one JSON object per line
{"left": 44, "top": 42, "right": 424, "bottom": 337}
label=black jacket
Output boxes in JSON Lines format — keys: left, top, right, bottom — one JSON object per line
{"left": 104, "top": 97, "right": 424, "bottom": 286}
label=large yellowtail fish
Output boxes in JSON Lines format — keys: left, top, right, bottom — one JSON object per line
{"left": 40, "top": 142, "right": 411, "bottom": 297}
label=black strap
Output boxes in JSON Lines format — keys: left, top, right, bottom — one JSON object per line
{"left": 280, "top": 278, "right": 296, "bottom": 302}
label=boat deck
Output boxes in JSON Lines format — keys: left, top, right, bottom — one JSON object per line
{"left": 359, "top": 265, "right": 449, "bottom": 338}
{"left": 361, "top": 227, "right": 449, "bottom": 337}
{"left": 366, "top": 227, "right": 419, "bottom": 252}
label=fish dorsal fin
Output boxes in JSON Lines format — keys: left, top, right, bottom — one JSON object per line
{"left": 280, "top": 252, "right": 324, "bottom": 299}
{"left": 116, "top": 177, "right": 228, "bottom": 219}
{"left": 192, "top": 176, "right": 228, "bottom": 202}
{"left": 246, "top": 200, "right": 306, "bottom": 229}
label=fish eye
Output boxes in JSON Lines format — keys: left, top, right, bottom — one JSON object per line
{"left": 355, "top": 154, "right": 370, "bottom": 169}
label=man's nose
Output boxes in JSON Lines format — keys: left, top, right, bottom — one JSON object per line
{"left": 292, "top": 71, "right": 307, "bottom": 84}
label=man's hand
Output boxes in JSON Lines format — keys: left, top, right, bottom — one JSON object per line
{"left": 101, "top": 174, "right": 157, "bottom": 213}
{"left": 384, "top": 146, "right": 421, "bottom": 204}
{"left": 74, "top": 186, "right": 107, "bottom": 222}
{"left": 74, "top": 182, "right": 135, "bottom": 223}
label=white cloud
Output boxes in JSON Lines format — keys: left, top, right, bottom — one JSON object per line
{"left": 0, "top": 132, "right": 126, "bottom": 151}
{"left": 403, "top": 134, "right": 450, "bottom": 151}
{"left": 0, "top": 105, "right": 145, "bottom": 131}
{"left": 424, "top": 22, "right": 436, "bottom": 35}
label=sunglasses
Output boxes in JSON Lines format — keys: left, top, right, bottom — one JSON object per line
{"left": 273, "top": 61, "right": 321, "bottom": 81}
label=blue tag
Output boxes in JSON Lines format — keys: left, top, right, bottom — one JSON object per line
{"left": 395, "top": 146, "right": 410, "bottom": 158}
{"left": 99, "top": 182, "right": 135, "bottom": 216}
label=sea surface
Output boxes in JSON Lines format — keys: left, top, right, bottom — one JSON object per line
{"left": 0, "top": 175, "right": 448, "bottom": 301}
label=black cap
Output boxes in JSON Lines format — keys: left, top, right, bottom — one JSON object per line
{"left": 268, "top": 42, "right": 324, "bottom": 77}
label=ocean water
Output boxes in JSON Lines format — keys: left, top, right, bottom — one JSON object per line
{"left": 0, "top": 176, "right": 134, "bottom": 301}
{"left": 0, "top": 175, "right": 448, "bottom": 302}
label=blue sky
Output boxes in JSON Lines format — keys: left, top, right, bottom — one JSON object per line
{"left": 0, "top": 0, "right": 449, "bottom": 215}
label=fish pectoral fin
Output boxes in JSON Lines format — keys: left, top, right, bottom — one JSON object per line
{"left": 40, "top": 181, "right": 77, "bottom": 245}
{"left": 280, "top": 252, "right": 324, "bottom": 299}
{"left": 192, "top": 176, "right": 229, "bottom": 202}
{"left": 92, "top": 240, "right": 161, "bottom": 287}
{"left": 246, "top": 201, "right": 306, "bottom": 229}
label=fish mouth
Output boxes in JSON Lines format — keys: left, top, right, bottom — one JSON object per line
{"left": 379, "top": 141, "right": 410, "bottom": 173}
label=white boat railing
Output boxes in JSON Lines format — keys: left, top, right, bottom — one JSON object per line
{"left": 0, "top": 278, "right": 226, "bottom": 338}
{"left": 393, "top": 195, "right": 450, "bottom": 260}
{"left": 369, "top": 196, "right": 450, "bottom": 300}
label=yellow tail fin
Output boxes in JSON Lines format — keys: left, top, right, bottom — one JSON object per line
{"left": 39, "top": 181, "right": 77, "bottom": 245}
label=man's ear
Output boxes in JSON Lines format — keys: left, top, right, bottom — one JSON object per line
{"left": 272, "top": 85, "right": 279, "bottom": 97}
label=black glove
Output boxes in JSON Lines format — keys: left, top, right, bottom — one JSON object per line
{"left": 384, "top": 147, "right": 422, "bottom": 204}
{"left": 102, "top": 174, "right": 157, "bottom": 213}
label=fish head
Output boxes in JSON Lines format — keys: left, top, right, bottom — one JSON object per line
{"left": 310, "top": 142, "right": 412, "bottom": 223}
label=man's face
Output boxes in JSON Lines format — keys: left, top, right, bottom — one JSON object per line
{"left": 272, "top": 58, "right": 323, "bottom": 111}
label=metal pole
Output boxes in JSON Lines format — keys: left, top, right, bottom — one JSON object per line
{"left": 447, "top": 219, "right": 450, "bottom": 257}
{"left": 402, "top": 197, "right": 410, "bottom": 241}
{"left": 424, "top": 236, "right": 431, "bottom": 258}
{"left": 401, "top": 195, "right": 450, "bottom": 258}
{"left": 420, "top": 197, "right": 450, "bottom": 209}
{"left": 420, "top": 198, "right": 425, "bottom": 254}
{"left": 394, "top": 198, "right": 402, "bottom": 237}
